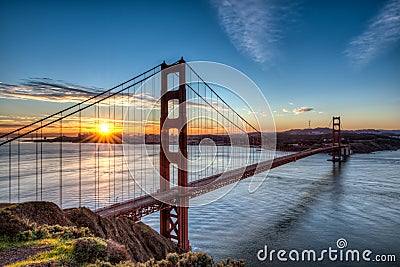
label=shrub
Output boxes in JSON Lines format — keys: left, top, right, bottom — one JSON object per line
{"left": 12, "top": 224, "right": 91, "bottom": 242}
{"left": 0, "top": 209, "right": 33, "bottom": 240}
{"left": 79, "top": 251, "right": 243, "bottom": 267}
{"left": 166, "top": 253, "right": 179, "bottom": 265}
{"left": 72, "top": 237, "right": 108, "bottom": 264}
{"left": 88, "top": 259, "right": 115, "bottom": 267}
{"left": 35, "top": 225, "right": 50, "bottom": 239}
{"left": 105, "top": 240, "right": 130, "bottom": 264}
{"left": 215, "top": 257, "right": 245, "bottom": 267}
{"left": 178, "top": 251, "right": 213, "bottom": 266}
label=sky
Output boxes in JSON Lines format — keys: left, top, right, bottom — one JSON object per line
{"left": 0, "top": 0, "right": 399, "bottom": 131}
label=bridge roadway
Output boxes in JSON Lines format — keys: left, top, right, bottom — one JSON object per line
{"left": 96, "top": 145, "right": 340, "bottom": 219}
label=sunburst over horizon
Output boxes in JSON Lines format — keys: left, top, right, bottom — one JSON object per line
{"left": 99, "top": 123, "right": 111, "bottom": 135}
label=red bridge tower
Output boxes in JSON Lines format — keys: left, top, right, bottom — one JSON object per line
{"left": 159, "top": 58, "right": 190, "bottom": 250}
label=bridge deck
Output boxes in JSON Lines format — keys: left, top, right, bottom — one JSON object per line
{"left": 96, "top": 146, "right": 340, "bottom": 219}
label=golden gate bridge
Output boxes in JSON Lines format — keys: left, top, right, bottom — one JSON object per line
{"left": 0, "top": 58, "right": 350, "bottom": 250}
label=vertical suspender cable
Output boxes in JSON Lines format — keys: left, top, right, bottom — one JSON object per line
{"left": 109, "top": 93, "right": 111, "bottom": 205}
{"left": 94, "top": 105, "right": 97, "bottom": 209}
{"left": 152, "top": 70, "right": 156, "bottom": 192}
{"left": 128, "top": 85, "right": 131, "bottom": 199}
{"left": 18, "top": 131, "right": 20, "bottom": 202}
{"left": 97, "top": 105, "right": 100, "bottom": 208}
{"left": 140, "top": 80, "right": 144, "bottom": 195}
{"left": 8, "top": 141, "right": 11, "bottom": 203}
{"left": 79, "top": 107, "right": 82, "bottom": 207}
{"left": 59, "top": 112, "right": 63, "bottom": 208}
{"left": 40, "top": 124, "right": 42, "bottom": 201}
{"left": 121, "top": 86, "right": 124, "bottom": 201}
{"left": 36, "top": 130, "right": 38, "bottom": 200}
{"left": 113, "top": 93, "right": 116, "bottom": 203}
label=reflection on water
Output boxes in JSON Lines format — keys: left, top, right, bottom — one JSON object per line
{"left": 0, "top": 142, "right": 271, "bottom": 209}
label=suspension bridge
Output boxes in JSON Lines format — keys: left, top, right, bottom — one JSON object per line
{"left": 0, "top": 58, "right": 350, "bottom": 250}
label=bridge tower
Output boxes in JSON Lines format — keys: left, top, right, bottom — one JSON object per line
{"left": 159, "top": 58, "right": 190, "bottom": 250}
{"left": 332, "top": 116, "right": 342, "bottom": 162}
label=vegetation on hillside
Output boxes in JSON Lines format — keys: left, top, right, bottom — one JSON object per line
{"left": 0, "top": 202, "right": 244, "bottom": 266}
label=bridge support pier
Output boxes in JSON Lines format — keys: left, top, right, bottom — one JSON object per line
{"left": 159, "top": 59, "right": 190, "bottom": 250}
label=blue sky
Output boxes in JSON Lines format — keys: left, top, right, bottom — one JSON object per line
{"left": 0, "top": 0, "right": 399, "bottom": 130}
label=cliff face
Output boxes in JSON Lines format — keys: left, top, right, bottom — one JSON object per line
{"left": 0, "top": 201, "right": 183, "bottom": 264}
{"left": 64, "top": 207, "right": 184, "bottom": 262}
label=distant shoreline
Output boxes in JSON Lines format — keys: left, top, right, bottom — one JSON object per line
{"left": 3, "top": 129, "right": 400, "bottom": 155}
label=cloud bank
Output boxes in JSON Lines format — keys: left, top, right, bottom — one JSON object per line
{"left": 345, "top": 0, "right": 400, "bottom": 66}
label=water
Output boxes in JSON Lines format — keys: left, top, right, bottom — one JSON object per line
{"left": 0, "top": 142, "right": 269, "bottom": 208}
{"left": 0, "top": 143, "right": 399, "bottom": 266}
{"left": 143, "top": 150, "right": 400, "bottom": 266}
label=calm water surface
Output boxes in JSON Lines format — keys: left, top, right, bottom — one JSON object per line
{"left": 0, "top": 143, "right": 399, "bottom": 266}
{"left": 144, "top": 150, "right": 400, "bottom": 266}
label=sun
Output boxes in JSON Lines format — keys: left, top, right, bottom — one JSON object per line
{"left": 99, "top": 123, "right": 111, "bottom": 135}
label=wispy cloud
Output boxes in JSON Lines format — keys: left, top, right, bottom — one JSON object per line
{"left": 293, "top": 107, "right": 313, "bottom": 115}
{"left": 0, "top": 78, "right": 233, "bottom": 115}
{"left": 0, "top": 78, "right": 158, "bottom": 109}
{"left": 211, "top": 0, "right": 294, "bottom": 63}
{"left": 282, "top": 108, "right": 289, "bottom": 113}
{"left": 0, "top": 78, "right": 102, "bottom": 102}
{"left": 345, "top": 0, "right": 400, "bottom": 66}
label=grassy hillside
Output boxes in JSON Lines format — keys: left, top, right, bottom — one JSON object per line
{"left": 0, "top": 202, "right": 243, "bottom": 267}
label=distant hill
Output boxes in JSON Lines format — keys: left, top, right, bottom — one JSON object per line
{"left": 283, "top": 127, "right": 331, "bottom": 135}
{"left": 282, "top": 128, "right": 400, "bottom": 136}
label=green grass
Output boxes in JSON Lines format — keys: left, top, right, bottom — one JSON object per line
{"left": 6, "top": 238, "right": 74, "bottom": 267}
{"left": 1, "top": 203, "right": 245, "bottom": 266}
{"left": 0, "top": 238, "right": 36, "bottom": 251}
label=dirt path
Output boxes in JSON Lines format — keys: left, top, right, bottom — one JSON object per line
{"left": 0, "top": 244, "right": 51, "bottom": 266}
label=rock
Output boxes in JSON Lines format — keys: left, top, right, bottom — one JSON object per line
{"left": 0, "top": 202, "right": 183, "bottom": 264}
